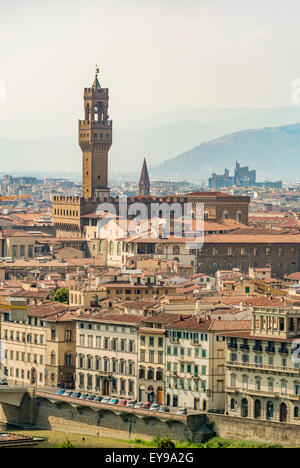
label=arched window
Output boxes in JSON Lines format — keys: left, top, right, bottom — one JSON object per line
{"left": 295, "top": 407, "right": 299, "bottom": 419}
{"left": 280, "top": 402, "right": 288, "bottom": 422}
{"left": 51, "top": 352, "right": 56, "bottom": 366}
{"left": 230, "top": 398, "right": 235, "bottom": 410}
{"left": 236, "top": 211, "right": 242, "bottom": 223}
{"left": 139, "top": 366, "right": 145, "bottom": 379}
{"left": 117, "top": 242, "right": 121, "bottom": 255}
{"left": 173, "top": 245, "right": 180, "bottom": 255}
{"left": 112, "top": 359, "right": 117, "bottom": 373}
{"left": 90, "top": 294, "right": 98, "bottom": 307}
{"left": 266, "top": 401, "right": 274, "bottom": 420}
{"left": 241, "top": 398, "right": 248, "bottom": 418}
{"left": 222, "top": 211, "right": 229, "bottom": 219}
{"left": 109, "top": 241, "right": 114, "bottom": 255}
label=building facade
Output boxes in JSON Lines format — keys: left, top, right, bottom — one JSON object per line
{"left": 75, "top": 313, "right": 140, "bottom": 399}
{"left": 225, "top": 298, "right": 300, "bottom": 424}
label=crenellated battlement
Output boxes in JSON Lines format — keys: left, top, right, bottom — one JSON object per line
{"left": 83, "top": 87, "right": 109, "bottom": 96}
{"left": 78, "top": 119, "right": 112, "bottom": 129}
{"left": 52, "top": 195, "right": 81, "bottom": 205}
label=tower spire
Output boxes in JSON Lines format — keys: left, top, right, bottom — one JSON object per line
{"left": 92, "top": 65, "right": 101, "bottom": 91}
{"left": 139, "top": 158, "right": 150, "bottom": 196}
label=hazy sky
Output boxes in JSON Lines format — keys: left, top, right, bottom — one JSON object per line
{"left": 1, "top": 0, "right": 300, "bottom": 140}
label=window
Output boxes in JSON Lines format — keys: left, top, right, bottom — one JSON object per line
{"left": 149, "top": 350, "right": 155, "bottom": 363}
{"left": 255, "top": 377, "right": 261, "bottom": 391}
{"left": 230, "top": 374, "right": 236, "bottom": 388}
{"left": 79, "top": 334, "right": 85, "bottom": 347}
{"left": 281, "top": 380, "right": 287, "bottom": 394}
{"left": 173, "top": 246, "right": 180, "bottom": 255}
{"left": 51, "top": 352, "right": 56, "bottom": 366}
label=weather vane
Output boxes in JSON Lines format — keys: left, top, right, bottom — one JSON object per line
{"left": 95, "top": 64, "right": 100, "bottom": 77}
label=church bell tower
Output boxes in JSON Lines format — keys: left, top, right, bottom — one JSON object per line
{"left": 78, "top": 67, "right": 112, "bottom": 201}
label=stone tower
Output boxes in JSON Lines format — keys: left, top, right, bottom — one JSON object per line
{"left": 139, "top": 158, "right": 150, "bottom": 196}
{"left": 78, "top": 67, "right": 112, "bottom": 201}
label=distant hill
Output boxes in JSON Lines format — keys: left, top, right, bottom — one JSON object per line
{"left": 3, "top": 107, "right": 300, "bottom": 177}
{"left": 151, "top": 123, "right": 300, "bottom": 181}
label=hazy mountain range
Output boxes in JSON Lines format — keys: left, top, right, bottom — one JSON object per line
{"left": 152, "top": 122, "right": 300, "bottom": 181}
{"left": 2, "top": 106, "right": 300, "bottom": 180}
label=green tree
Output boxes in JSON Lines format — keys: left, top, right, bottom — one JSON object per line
{"left": 157, "top": 437, "right": 175, "bottom": 448}
{"left": 50, "top": 288, "right": 69, "bottom": 304}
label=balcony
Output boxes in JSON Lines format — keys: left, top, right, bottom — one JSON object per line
{"left": 265, "top": 347, "right": 275, "bottom": 354}
{"left": 278, "top": 348, "right": 289, "bottom": 355}
{"left": 252, "top": 345, "right": 263, "bottom": 352}
{"left": 240, "top": 344, "right": 250, "bottom": 351}
{"left": 169, "top": 338, "right": 179, "bottom": 344}
{"left": 190, "top": 340, "right": 201, "bottom": 346}
{"left": 226, "top": 360, "right": 299, "bottom": 374}
{"left": 226, "top": 386, "right": 300, "bottom": 401}
{"left": 227, "top": 342, "right": 237, "bottom": 350}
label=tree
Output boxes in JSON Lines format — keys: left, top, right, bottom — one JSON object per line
{"left": 50, "top": 288, "right": 69, "bottom": 304}
{"left": 157, "top": 437, "right": 175, "bottom": 448}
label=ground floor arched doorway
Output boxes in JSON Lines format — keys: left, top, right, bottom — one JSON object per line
{"left": 280, "top": 403, "right": 288, "bottom": 422}
{"left": 254, "top": 400, "right": 261, "bottom": 419}
{"left": 148, "top": 386, "right": 155, "bottom": 403}
{"left": 157, "top": 387, "right": 163, "bottom": 405}
{"left": 103, "top": 379, "right": 109, "bottom": 395}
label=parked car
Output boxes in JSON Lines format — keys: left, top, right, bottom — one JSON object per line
{"left": 101, "top": 397, "right": 111, "bottom": 404}
{"left": 142, "top": 402, "right": 152, "bottom": 410}
{"left": 134, "top": 402, "right": 143, "bottom": 409}
{"left": 79, "top": 393, "right": 88, "bottom": 400}
{"left": 176, "top": 408, "right": 187, "bottom": 415}
{"left": 150, "top": 404, "right": 160, "bottom": 412}
{"left": 208, "top": 409, "right": 224, "bottom": 414}
{"left": 126, "top": 400, "right": 137, "bottom": 408}
{"left": 109, "top": 398, "right": 119, "bottom": 405}
{"left": 87, "top": 395, "right": 96, "bottom": 401}
{"left": 94, "top": 396, "right": 102, "bottom": 402}
{"left": 117, "top": 399, "right": 127, "bottom": 407}
{"left": 158, "top": 406, "right": 170, "bottom": 413}
{"left": 71, "top": 392, "right": 81, "bottom": 398}
{"left": 64, "top": 391, "right": 73, "bottom": 397}
{"left": 0, "top": 380, "right": 8, "bottom": 386}
{"left": 56, "top": 389, "right": 65, "bottom": 395}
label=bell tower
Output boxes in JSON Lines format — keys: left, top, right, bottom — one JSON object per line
{"left": 78, "top": 67, "right": 112, "bottom": 201}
